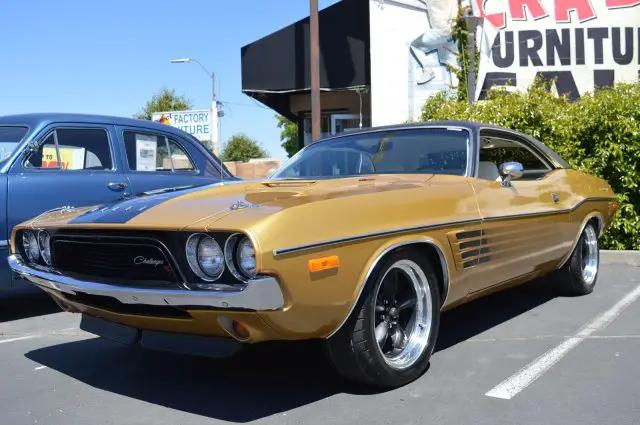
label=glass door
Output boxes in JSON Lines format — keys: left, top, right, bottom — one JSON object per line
{"left": 331, "top": 114, "right": 369, "bottom": 134}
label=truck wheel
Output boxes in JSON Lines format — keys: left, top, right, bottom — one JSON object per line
{"left": 554, "top": 222, "right": 600, "bottom": 296}
{"left": 325, "top": 250, "right": 440, "bottom": 389}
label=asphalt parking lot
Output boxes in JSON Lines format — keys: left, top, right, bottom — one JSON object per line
{"left": 1, "top": 264, "right": 639, "bottom": 425}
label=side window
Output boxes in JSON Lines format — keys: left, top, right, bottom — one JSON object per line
{"left": 123, "top": 131, "right": 195, "bottom": 172}
{"left": 26, "top": 128, "right": 113, "bottom": 170}
{"left": 478, "top": 134, "right": 551, "bottom": 181}
{"left": 167, "top": 139, "right": 195, "bottom": 171}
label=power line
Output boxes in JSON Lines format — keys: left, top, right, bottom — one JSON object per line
{"left": 219, "top": 100, "right": 270, "bottom": 110}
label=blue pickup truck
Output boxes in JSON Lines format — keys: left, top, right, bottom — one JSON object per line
{"left": 0, "top": 113, "right": 234, "bottom": 291}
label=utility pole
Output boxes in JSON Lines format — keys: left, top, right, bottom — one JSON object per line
{"left": 464, "top": 11, "right": 482, "bottom": 104}
{"left": 310, "top": 0, "right": 321, "bottom": 142}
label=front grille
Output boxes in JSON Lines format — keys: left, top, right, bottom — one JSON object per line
{"left": 51, "top": 238, "right": 181, "bottom": 288}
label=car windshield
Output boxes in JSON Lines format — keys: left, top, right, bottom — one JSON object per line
{"left": 272, "top": 127, "right": 470, "bottom": 179}
{"left": 0, "top": 126, "right": 29, "bottom": 163}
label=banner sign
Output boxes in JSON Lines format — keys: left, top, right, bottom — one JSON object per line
{"left": 151, "top": 109, "right": 211, "bottom": 141}
{"left": 472, "top": 0, "right": 640, "bottom": 100}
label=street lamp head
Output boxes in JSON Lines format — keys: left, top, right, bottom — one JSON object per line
{"left": 170, "top": 58, "right": 192, "bottom": 63}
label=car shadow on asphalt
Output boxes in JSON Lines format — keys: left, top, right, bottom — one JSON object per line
{"left": 24, "top": 277, "right": 559, "bottom": 422}
{"left": 435, "top": 277, "right": 559, "bottom": 352}
{"left": 0, "top": 288, "right": 61, "bottom": 323}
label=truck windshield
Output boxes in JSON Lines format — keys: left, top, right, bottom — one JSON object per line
{"left": 271, "top": 128, "right": 470, "bottom": 179}
{"left": 0, "top": 126, "right": 29, "bottom": 163}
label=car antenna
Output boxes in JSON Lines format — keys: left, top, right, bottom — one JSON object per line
{"left": 216, "top": 109, "right": 224, "bottom": 186}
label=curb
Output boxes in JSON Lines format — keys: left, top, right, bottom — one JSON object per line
{"left": 600, "top": 250, "right": 640, "bottom": 267}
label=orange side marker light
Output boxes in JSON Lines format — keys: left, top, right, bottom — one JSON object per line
{"left": 308, "top": 255, "right": 339, "bottom": 273}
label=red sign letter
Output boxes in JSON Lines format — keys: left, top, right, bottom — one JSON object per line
{"left": 509, "top": 0, "right": 548, "bottom": 20}
{"left": 475, "top": 0, "right": 507, "bottom": 29}
{"left": 606, "top": 0, "right": 640, "bottom": 9}
{"left": 555, "top": 0, "right": 596, "bottom": 22}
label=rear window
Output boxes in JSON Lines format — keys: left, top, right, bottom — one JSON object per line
{"left": 123, "top": 131, "right": 196, "bottom": 172}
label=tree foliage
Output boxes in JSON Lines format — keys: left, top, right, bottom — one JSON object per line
{"left": 221, "top": 134, "right": 268, "bottom": 163}
{"left": 134, "top": 87, "right": 193, "bottom": 121}
{"left": 421, "top": 80, "right": 640, "bottom": 250}
{"left": 447, "top": 5, "right": 480, "bottom": 102}
{"left": 276, "top": 115, "right": 300, "bottom": 158}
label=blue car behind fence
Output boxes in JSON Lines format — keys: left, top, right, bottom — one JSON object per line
{"left": 0, "top": 113, "right": 235, "bottom": 291}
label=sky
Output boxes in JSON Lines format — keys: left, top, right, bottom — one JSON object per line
{"left": 0, "top": 0, "right": 341, "bottom": 162}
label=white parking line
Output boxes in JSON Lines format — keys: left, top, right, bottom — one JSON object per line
{"left": 486, "top": 284, "right": 640, "bottom": 400}
{"left": 0, "top": 336, "right": 39, "bottom": 345}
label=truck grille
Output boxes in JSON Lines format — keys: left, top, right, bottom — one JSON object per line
{"left": 51, "top": 238, "right": 181, "bottom": 288}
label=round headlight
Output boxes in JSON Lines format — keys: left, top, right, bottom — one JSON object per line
{"left": 22, "top": 231, "right": 40, "bottom": 263}
{"left": 38, "top": 231, "right": 52, "bottom": 266}
{"left": 186, "top": 234, "right": 224, "bottom": 282}
{"left": 236, "top": 237, "right": 257, "bottom": 279}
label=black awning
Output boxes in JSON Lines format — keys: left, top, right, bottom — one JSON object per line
{"left": 241, "top": 0, "right": 370, "bottom": 118}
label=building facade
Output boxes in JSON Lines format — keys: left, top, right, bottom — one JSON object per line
{"left": 242, "top": 0, "right": 640, "bottom": 151}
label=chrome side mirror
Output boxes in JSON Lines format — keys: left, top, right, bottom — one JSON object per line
{"left": 23, "top": 140, "right": 39, "bottom": 156}
{"left": 499, "top": 161, "right": 524, "bottom": 187}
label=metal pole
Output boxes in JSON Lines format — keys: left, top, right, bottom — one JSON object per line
{"left": 310, "top": 0, "right": 321, "bottom": 142}
{"left": 210, "top": 72, "right": 219, "bottom": 155}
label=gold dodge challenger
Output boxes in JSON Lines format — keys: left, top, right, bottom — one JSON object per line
{"left": 9, "top": 122, "right": 617, "bottom": 388}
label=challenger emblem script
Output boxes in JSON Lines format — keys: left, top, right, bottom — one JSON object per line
{"left": 133, "top": 256, "right": 164, "bottom": 267}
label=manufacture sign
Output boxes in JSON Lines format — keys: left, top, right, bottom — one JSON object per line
{"left": 472, "top": 0, "right": 640, "bottom": 100}
{"left": 152, "top": 109, "right": 211, "bottom": 141}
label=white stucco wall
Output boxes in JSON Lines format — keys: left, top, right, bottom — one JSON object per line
{"left": 369, "top": 0, "right": 462, "bottom": 126}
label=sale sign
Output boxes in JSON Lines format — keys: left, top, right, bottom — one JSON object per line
{"left": 42, "top": 147, "right": 85, "bottom": 170}
{"left": 472, "top": 0, "right": 640, "bottom": 100}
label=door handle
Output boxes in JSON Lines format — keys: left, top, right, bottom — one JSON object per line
{"left": 107, "top": 182, "right": 128, "bottom": 191}
{"left": 551, "top": 192, "right": 560, "bottom": 204}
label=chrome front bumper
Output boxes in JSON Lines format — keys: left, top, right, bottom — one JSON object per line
{"left": 8, "top": 255, "right": 285, "bottom": 311}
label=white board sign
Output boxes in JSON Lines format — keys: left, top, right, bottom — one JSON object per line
{"left": 152, "top": 109, "right": 211, "bottom": 141}
{"left": 135, "top": 134, "right": 157, "bottom": 172}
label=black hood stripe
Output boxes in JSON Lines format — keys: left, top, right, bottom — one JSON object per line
{"left": 69, "top": 183, "right": 218, "bottom": 224}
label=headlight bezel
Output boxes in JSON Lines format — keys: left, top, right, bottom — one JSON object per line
{"left": 185, "top": 231, "right": 260, "bottom": 287}
{"left": 185, "top": 233, "right": 225, "bottom": 282}
{"left": 37, "top": 230, "right": 52, "bottom": 266}
{"left": 22, "top": 231, "right": 41, "bottom": 263}
{"left": 236, "top": 236, "right": 257, "bottom": 279}
{"left": 223, "top": 233, "right": 258, "bottom": 282}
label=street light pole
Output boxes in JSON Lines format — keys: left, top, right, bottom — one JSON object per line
{"left": 170, "top": 58, "right": 220, "bottom": 155}
{"left": 310, "top": 0, "right": 321, "bottom": 142}
{"left": 463, "top": 12, "right": 483, "bottom": 104}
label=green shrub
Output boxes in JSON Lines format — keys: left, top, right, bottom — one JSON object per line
{"left": 421, "top": 80, "right": 640, "bottom": 250}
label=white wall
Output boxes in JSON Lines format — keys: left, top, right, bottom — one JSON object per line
{"left": 369, "top": 0, "right": 462, "bottom": 126}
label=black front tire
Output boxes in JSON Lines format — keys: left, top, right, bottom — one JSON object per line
{"left": 325, "top": 249, "right": 440, "bottom": 389}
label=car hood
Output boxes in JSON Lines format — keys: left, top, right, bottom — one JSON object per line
{"left": 25, "top": 175, "right": 434, "bottom": 230}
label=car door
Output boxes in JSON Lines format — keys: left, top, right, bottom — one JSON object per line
{"left": 115, "top": 126, "right": 223, "bottom": 196}
{"left": 467, "top": 129, "right": 573, "bottom": 292}
{"left": 7, "top": 124, "right": 131, "bottom": 234}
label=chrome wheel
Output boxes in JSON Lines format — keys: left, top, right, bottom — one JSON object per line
{"left": 373, "top": 259, "right": 433, "bottom": 370}
{"left": 580, "top": 225, "right": 598, "bottom": 285}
